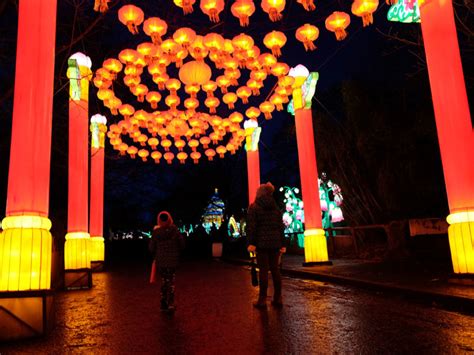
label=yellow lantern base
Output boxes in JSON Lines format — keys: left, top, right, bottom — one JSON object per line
{"left": 0, "top": 290, "right": 54, "bottom": 341}
{"left": 89, "top": 236, "right": 105, "bottom": 262}
{"left": 0, "top": 216, "right": 52, "bottom": 291}
{"left": 447, "top": 211, "right": 474, "bottom": 274}
{"left": 64, "top": 232, "right": 92, "bottom": 289}
{"left": 303, "top": 228, "right": 332, "bottom": 266}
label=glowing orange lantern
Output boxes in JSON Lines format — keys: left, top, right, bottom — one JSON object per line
{"left": 173, "top": 28, "right": 197, "bottom": 48}
{"left": 131, "top": 84, "right": 148, "bottom": 102}
{"left": 118, "top": 5, "right": 144, "bottom": 34}
{"left": 119, "top": 143, "right": 128, "bottom": 155}
{"left": 103, "top": 58, "right": 123, "bottom": 78}
{"left": 259, "top": 101, "right": 275, "bottom": 119}
{"left": 275, "top": 86, "right": 290, "bottom": 101}
{"left": 190, "top": 151, "right": 201, "bottom": 164}
{"left": 165, "top": 94, "right": 180, "bottom": 110}
{"left": 124, "top": 75, "right": 141, "bottom": 87}
{"left": 106, "top": 96, "right": 122, "bottom": 115}
{"left": 226, "top": 142, "right": 237, "bottom": 154}
{"left": 270, "top": 62, "right": 290, "bottom": 77}
{"left": 216, "top": 75, "right": 231, "bottom": 94}
{"left": 204, "top": 33, "right": 225, "bottom": 53}
{"left": 200, "top": 136, "right": 211, "bottom": 149}
{"left": 225, "top": 68, "right": 241, "bottom": 85}
{"left": 189, "top": 36, "right": 209, "bottom": 61}
{"left": 263, "top": 31, "right": 287, "bottom": 57}
{"left": 146, "top": 91, "right": 162, "bottom": 109}
{"left": 296, "top": 24, "right": 319, "bottom": 51}
{"left": 137, "top": 134, "right": 148, "bottom": 146}
{"left": 325, "top": 11, "right": 351, "bottom": 41}
{"left": 143, "top": 17, "right": 168, "bottom": 44}
{"left": 164, "top": 152, "right": 175, "bottom": 164}
{"left": 247, "top": 79, "right": 262, "bottom": 95}
{"left": 127, "top": 146, "right": 138, "bottom": 158}
{"left": 148, "top": 137, "right": 159, "bottom": 150}
{"left": 351, "top": 0, "right": 379, "bottom": 27}
{"left": 223, "top": 92, "right": 238, "bottom": 109}
{"left": 161, "top": 139, "right": 173, "bottom": 151}
{"left": 258, "top": 53, "right": 277, "bottom": 73}
{"left": 297, "top": 0, "right": 315, "bottom": 11}
{"left": 200, "top": 0, "right": 225, "bottom": 22}
{"left": 250, "top": 69, "right": 267, "bottom": 82}
{"left": 270, "top": 94, "right": 284, "bottom": 110}
{"left": 185, "top": 97, "right": 200, "bottom": 112}
{"left": 205, "top": 97, "right": 220, "bottom": 114}
{"left": 261, "top": 0, "right": 285, "bottom": 21}
{"left": 237, "top": 86, "right": 252, "bottom": 104}
{"left": 97, "top": 88, "right": 114, "bottom": 102}
{"left": 202, "top": 81, "right": 218, "bottom": 97}
{"left": 165, "top": 78, "right": 182, "bottom": 95}
{"left": 174, "top": 0, "right": 196, "bottom": 14}
{"left": 245, "top": 106, "right": 261, "bottom": 120}
{"left": 161, "top": 39, "right": 181, "bottom": 62}
{"left": 137, "top": 42, "right": 155, "bottom": 62}
{"left": 124, "top": 64, "right": 142, "bottom": 77}
{"left": 229, "top": 112, "right": 244, "bottom": 123}
{"left": 179, "top": 60, "right": 212, "bottom": 85}
{"left": 216, "top": 145, "right": 227, "bottom": 158}
{"left": 205, "top": 148, "right": 217, "bottom": 161}
{"left": 153, "top": 73, "right": 169, "bottom": 90}
{"left": 151, "top": 151, "right": 162, "bottom": 163}
{"left": 119, "top": 104, "right": 135, "bottom": 119}
{"left": 188, "top": 139, "right": 200, "bottom": 151}
{"left": 175, "top": 151, "right": 187, "bottom": 164}
{"left": 138, "top": 149, "right": 149, "bottom": 161}
{"left": 232, "top": 33, "right": 254, "bottom": 52}
{"left": 231, "top": 0, "right": 256, "bottom": 26}
{"left": 185, "top": 83, "right": 201, "bottom": 98}
{"left": 175, "top": 139, "right": 186, "bottom": 151}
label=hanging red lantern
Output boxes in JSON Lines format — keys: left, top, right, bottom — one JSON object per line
{"left": 325, "top": 11, "right": 351, "bottom": 41}
{"left": 200, "top": 0, "right": 225, "bottom": 22}
{"left": 143, "top": 17, "right": 168, "bottom": 44}
{"left": 231, "top": 0, "right": 256, "bottom": 27}
{"left": 263, "top": 31, "right": 287, "bottom": 58}
{"left": 118, "top": 5, "right": 144, "bottom": 34}
{"left": 179, "top": 60, "right": 212, "bottom": 85}
{"left": 261, "top": 0, "right": 285, "bottom": 21}
{"left": 173, "top": 0, "right": 196, "bottom": 14}
{"left": 173, "top": 28, "right": 196, "bottom": 49}
{"left": 351, "top": 0, "right": 379, "bottom": 27}
{"left": 295, "top": 24, "right": 319, "bottom": 51}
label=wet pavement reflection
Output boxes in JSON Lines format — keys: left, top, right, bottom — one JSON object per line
{"left": 2, "top": 260, "right": 474, "bottom": 354}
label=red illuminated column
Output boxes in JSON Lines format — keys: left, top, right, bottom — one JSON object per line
{"left": 420, "top": 0, "right": 474, "bottom": 273}
{"left": 89, "top": 114, "right": 107, "bottom": 264}
{"left": 64, "top": 53, "right": 92, "bottom": 272}
{"left": 289, "top": 66, "right": 329, "bottom": 264}
{"left": 244, "top": 120, "right": 261, "bottom": 205}
{"left": 0, "top": 0, "right": 57, "bottom": 291}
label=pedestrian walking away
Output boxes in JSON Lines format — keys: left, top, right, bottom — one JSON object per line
{"left": 149, "top": 211, "right": 185, "bottom": 312}
{"left": 247, "top": 182, "right": 287, "bottom": 309}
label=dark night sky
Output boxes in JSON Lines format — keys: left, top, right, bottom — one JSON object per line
{"left": 0, "top": 0, "right": 472, "bottom": 231}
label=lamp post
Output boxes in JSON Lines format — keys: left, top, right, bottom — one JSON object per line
{"left": 64, "top": 53, "right": 93, "bottom": 288}
{"left": 244, "top": 119, "right": 261, "bottom": 205}
{"left": 90, "top": 114, "right": 107, "bottom": 270}
{"left": 288, "top": 65, "right": 331, "bottom": 265}
{"left": 420, "top": 0, "right": 474, "bottom": 274}
{"left": 0, "top": 0, "right": 57, "bottom": 340}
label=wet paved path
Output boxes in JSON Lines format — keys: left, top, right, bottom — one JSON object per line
{"left": 2, "top": 260, "right": 474, "bottom": 354}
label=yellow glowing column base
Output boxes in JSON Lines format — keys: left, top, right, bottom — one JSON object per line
{"left": 447, "top": 211, "right": 474, "bottom": 274}
{"left": 0, "top": 216, "right": 52, "bottom": 291}
{"left": 64, "top": 232, "right": 91, "bottom": 270}
{"left": 89, "top": 237, "right": 105, "bottom": 262}
{"left": 303, "top": 228, "right": 331, "bottom": 265}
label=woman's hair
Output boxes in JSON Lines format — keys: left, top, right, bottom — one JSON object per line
{"left": 256, "top": 182, "right": 275, "bottom": 199}
{"left": 157, "top": 211, "right": 173, "bottom": 227}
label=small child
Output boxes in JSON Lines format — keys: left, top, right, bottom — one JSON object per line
{"left": 149, "top": 211, "right": 185, "bottom": 311}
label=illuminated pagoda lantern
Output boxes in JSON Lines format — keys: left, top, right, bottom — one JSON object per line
{"left": 202, "top": 188, "right": 225, "bottom": 233}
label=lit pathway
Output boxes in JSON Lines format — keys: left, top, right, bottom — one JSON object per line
{"left": 2, "top": 260, "right": 474, "bottom": 354}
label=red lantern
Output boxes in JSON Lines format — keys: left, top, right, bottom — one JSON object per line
{"left": 118, "top": 5, "right": 144, "bottom": 34}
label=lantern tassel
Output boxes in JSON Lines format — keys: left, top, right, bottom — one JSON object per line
{"left": 210, "top": 9, "right": 220, "bottom": 23}
{"left": 239, "top": 16, "right": 249, "bottom": 27}
{"left": 304, "top": 41, "right": 316, "bottom": 51}
{"left": 94, "top": 0, "right": 110, "bottom": 13}
{"left": 183, "top": 0, "right": 194, "bottom": 14}
{"left": 127, "top": 22, "right": 139, "bottom": 35}
{"left": 272, "top": 46, "right": 282, "bottom": 58}
{"left": 335, "top": 29, "right": 348, "bottom": 41}
{"left": 362, "top": 14, "right": 374, "bottom": 27}
{"left": 302, "top": 0, "right": 315, "bottom": 11}
{"left": 269, "top": 8, "right": 282, "bottom": 22}
{"left": 151, "top": 34, "right": 162, "bottom": 45}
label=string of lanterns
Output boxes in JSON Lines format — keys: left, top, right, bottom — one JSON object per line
{"left": 95, "top": 6, "right": 300, "bottom": 165}
{"left": 98, "top": 0, "right": 382, "bottom": 50}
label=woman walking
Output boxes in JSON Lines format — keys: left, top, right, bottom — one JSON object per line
{"left": 247, "top": 183, "right": 286, "bottom": 309}
{"left": 149, "top": 211, "right": 185, "bottom": 312}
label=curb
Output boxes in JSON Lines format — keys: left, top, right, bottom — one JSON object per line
{"left": 223, "top": 257, "right": 474, "bottom": 314}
